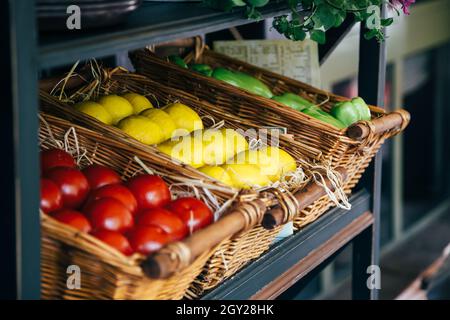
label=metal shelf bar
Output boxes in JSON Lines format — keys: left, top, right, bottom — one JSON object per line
{"left": 38, "top": 1, "right": 293, "bottom": 69}
{"left": 202, "top": 190, "right": 371, "bottom": 300}
{"left": 2, "top": 0, "right": 41, "bottom": 300}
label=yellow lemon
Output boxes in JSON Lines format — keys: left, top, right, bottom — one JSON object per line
{"left": 234, "top": 149, "right": 260, "bottom": 165}
{"left": 201, "top": 129, "right": 227, "bottom": 165}
{"left": 140, "top": 108, "right": 176, "bottom": 140}
{"left": 258, "top": 146, "right": 297, "bottom": 182}
{"left": 98, "top": 94, "right": 134, "bottom": 125}
{"left": 122, "top": 92, "right": 153, "bottom": 114}
{"left": 163, "top": 102, "right": 203, "bottom": 133}
{"left": 222, "top": 163, "right": 271, "bottom": 189}
{"left": 223, "top": 128, "right": 248, "bottom": 159}
{"left": 233, "top": 147, "right": 296, "bottom": 182}
{"left": 157, "top": 134, "right": 204, "bottom": 168}
{"left": 117, "top": 115, "right": 164, "bottom": 145}
{"left": 198, "top": 165, "right": 234, "bottom": 187}
{"left": 202, "top": 128, "right": 248, "bottom": 165}
{"left": 74, "top": 101, "right": 113, "bottom": 125}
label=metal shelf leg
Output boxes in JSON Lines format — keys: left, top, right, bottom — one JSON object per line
{"left": 1, "top": 0, "right": 41, "bottom": 299}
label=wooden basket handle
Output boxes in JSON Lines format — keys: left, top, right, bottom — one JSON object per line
{"left": 141, "top": 197, "right": 269, "bottom": 279}
{"left": 262, "top": 167, "right": 348, "bottom": 229}
{"left": 347, "top": 109, "right": 410, "bottom": 140}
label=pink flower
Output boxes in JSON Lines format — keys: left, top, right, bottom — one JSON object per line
{"left": 390, "top": 0, "right": 415, "bottom": 14}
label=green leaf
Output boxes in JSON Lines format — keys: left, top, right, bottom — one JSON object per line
{"left": 315, "top": 4, "right": 336, "bottom": 30}
{"left": 273, "top": 15, "right": 289, "bottom": 34}
{"left": 364, "top": 28, "right": 379, "bottom": 40}
{"left": 246, "top": 6, "right": 263, "bottom": 20}
{"left": 310, "top": 30, "right": 326, "bottom": 44}
{"left": 232, "top": 0, "right": 246, "bottom": 6}
{"left": 246, "top": 0, "right": 269, "bottom": 7}
{"left": 381, "top": 17, "right": 394, "bottom": 27}
{"left": 333, "top": 9, "right": 346, "bottom": 27}
{"left": 291, "top": 27, "right": 307, "bottom": 41}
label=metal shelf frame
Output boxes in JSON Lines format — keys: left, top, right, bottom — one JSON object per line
{"left": 202, "top": 190, "right": 373, "bottom": 300}
{"left": 1, "top": 0, "right": 386, "bottom": 300}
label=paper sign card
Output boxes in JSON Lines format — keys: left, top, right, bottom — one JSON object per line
{"left": 213, "top": 39, "right": 321, "bottom": 88}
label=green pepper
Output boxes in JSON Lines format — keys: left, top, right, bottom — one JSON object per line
{"left": 302, "top": 106, "right": 346, "bottom": 129}
{"left": 272, "top": 93, "right": 314, "bottom": 111}
{"left": 330, "top": 98, "right": 372, "bottom": 127}
{"left": 330, "top": 101, "right": 361, "bottom": 127}
{"left": 212, "top": 67, "right": 274, "bottom": 98}
{"left": 168, "top": 55, "right": 188, "bottom": 69}
{"left": 351, "top": 97, "right": 371, "bottom": 121}
{"left": 190, "top": 63, "right": 213, "bottom": 77}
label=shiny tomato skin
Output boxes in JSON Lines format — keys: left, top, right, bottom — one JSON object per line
{"left": 40, "top": 178, "right": 63, "bottom": 213}
{"left": 166, "top": 197, "right": 213, "bottom": 232}
{"left": 126, "top": 174, "right": 171, "bottom": 211}
{"left": 127, "top": 226, "right": 171, "bottom": 255}
{"left": 51, "top": 209, "right": 92, "bottom": 233}
{"left": 82, "top": 165, "right": 122, "bottom": 190}
{"left": 86, "top": 184, "right": 137, "bottom": 214}
{"left": 45, "top": 167, "right": 90, "bottom": 209}
{"left": 136, "top": 208, "right": 188, "bottom": 241}
{"left": 84, "top": 197, "right": 134, "bottom": 232}
{"left": 41, "top": 149, "right": 76, "bottom": 174}
{"left": 91, "top": 229, "right": 133, "bottom": 255}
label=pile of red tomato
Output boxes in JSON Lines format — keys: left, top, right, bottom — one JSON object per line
{"left": 40, "top": 148, "right": 213, "bottom": 256}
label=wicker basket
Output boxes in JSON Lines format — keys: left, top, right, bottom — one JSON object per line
{"left": 39, "top": 67, "right": 347, "bottom": 297}
{"left": 39, "top": 113, "right": 232, "bottom": 300}
{"left": 131, "top": 47, "right": 410, "bottom": 208}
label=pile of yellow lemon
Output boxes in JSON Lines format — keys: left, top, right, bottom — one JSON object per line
{"left": 75, "top": 93, "right": 202, "bottom": 145}
{"left": 75, "top": 92, "right": 297, "bottom": 189}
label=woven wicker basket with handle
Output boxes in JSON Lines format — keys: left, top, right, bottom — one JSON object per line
{"left": 40, "top": 113, "right": 228, "bottom": 300}
{"left": 39, "top": 66, "right": 349, "bottom": 297}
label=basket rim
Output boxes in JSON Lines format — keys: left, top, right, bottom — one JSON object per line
{"left": 133, "top": 48, "right": 388, "bottom": 141}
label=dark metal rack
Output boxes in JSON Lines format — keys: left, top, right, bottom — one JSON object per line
{"left": 2, "top": 0, "right": 385, "bottom": 300}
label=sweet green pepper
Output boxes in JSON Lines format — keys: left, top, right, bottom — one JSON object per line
{"left": 272, "top": 93, "right": 314, "bottom": 111}
{"left": 351, "top": 97, "right": 371, "bottom": 121}
{"left": 190, "top": 63, "right": 213, "bottom": 77}
{"left": 212, "top": 67, "right": 274, "bottom": 98}
{"left": 168, "top": 55, "right": 188, "bottom": 69}
{"left": 302, "top": 106, "right": 346, "bottom": 129}
{"left": 330, "top": 97, "right": 371, "bottom": 127}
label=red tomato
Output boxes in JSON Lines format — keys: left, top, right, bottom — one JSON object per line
{"left": 51, "top": 209, "right": 91, "bottom": 233}
{"left": 91, "top": 229, "right": 133, "bottom": 256}
{"left": 82, "top": 165, "right": 121, "bottom": 190}
{"left": 166, "top": 197, "right": 213, "bottom": 233}
{"left": 86, "top": 184, "right": 137, "bottom": 214}
{"left": 40, "top": 178, "right": 63, "bottom": 213}
{"left": 84, "top": 197, "right": 133, "bottom": 232}
{"left": 41, "top": 149, "right": 76, "bottom": 174}
{"left": 46, "top": 167, "right": 90, "bottom": 209}
{"left": 127, "top": 226, "right": 171, "bottom": 255}
{"left": 126, "top": 174, "right": 171, "bottom": 211}
{"left": 137, "top": 208, "right": 188, "bottom": 241}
